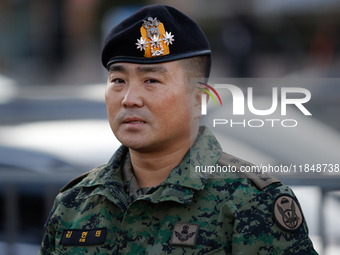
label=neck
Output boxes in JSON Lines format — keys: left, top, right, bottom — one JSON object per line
{"left": 129, "top": 145, "right": 188, "bottom": 188}
{"left": 129, "top": 128, "right": 199, "bottom": 188}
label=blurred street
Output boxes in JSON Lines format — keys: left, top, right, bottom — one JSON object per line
{"left": 1, "top": 0, "right": 340, "bottom": 254}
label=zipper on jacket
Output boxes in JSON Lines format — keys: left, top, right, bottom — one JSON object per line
{"left": 110, "top": 188, "right": 128, "bottom": 212}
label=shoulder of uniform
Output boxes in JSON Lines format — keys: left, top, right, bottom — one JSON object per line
{"left": 217, "top": 153, "right": 281, "bottom": 190}
{"left": 59, "top": 165, "right": 105, "bottom": 193}
{"left": 59, "top": 171, "right": 90, "bottom": 193}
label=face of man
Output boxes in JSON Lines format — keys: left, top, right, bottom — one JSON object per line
{"left": 105, "top": 61, "right": 198, "bottom": 153}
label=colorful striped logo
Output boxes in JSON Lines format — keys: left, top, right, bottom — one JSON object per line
{"left": 196, "top": 82, "right": 222, "bottom": 106}
{"left": 197, "top": 82, "right": 222, "bottom": 115}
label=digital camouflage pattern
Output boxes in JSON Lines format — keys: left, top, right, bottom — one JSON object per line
{"left": 39, "top": 126, "right": 318, "bottom": 254}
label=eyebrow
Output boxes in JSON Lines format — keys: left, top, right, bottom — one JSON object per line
{"left": 109, "top": 64, "right": 127, "bottom": 73}
{"left": 136, "top": 65, "right": 168, "bottom": 75}
{"left": 108, "top": 64, "right": 168, "bottom": 75}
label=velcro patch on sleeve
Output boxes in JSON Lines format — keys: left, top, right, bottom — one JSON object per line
{"left": 273, "top": 195, "right": 303, "bottom": 232}
{"left": 60, "top": 228, "right": 107, "bottom": 246}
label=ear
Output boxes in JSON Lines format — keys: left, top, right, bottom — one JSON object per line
{"left": 191, "top": 84, "right": 209, "bottom": 120}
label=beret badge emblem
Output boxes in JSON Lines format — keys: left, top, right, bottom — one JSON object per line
{"left": 136, "top": 17, "right": 174, "bottom": 57}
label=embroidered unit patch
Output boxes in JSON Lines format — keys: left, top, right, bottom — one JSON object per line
{"left": 170, "top": 223, "right": 199, "bottom": 247}
{"left": 273, "top": 195, "right": 303, "bottom": 232}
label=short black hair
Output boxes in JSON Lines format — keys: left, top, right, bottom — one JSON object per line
{"left": 178, "top": 55, "right": 211, "bottom": 86}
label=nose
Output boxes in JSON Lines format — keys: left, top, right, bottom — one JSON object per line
{"left": 122, "top": 85, "right": 144, "bottom": 108}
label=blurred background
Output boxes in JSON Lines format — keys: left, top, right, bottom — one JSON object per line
{"left": 0, "top": 0, "right": 339, "bottom": 254}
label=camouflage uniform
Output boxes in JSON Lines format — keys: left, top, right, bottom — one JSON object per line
{"left": 39, "top": 126, "right": 317, "bottom": 254}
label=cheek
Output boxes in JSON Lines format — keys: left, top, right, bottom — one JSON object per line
{"left": 155, "top": 92, "right": 190, "bottom": 121}
{"left": 105, "top": 92, "right": 120, "bottom": 120}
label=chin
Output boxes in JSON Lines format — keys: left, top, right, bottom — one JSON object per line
{"left": 122, "top": 139, "right": 169, "bottom": 153}
{"left": 119, "top": 138, "right": 150, "bottom": 151}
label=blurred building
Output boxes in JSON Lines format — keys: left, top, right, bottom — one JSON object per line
{"left": 0, "top": 1, "right": 340, "bottom": 254}
{"left": 0, "top": 0, "right": 340, "bottom": 86}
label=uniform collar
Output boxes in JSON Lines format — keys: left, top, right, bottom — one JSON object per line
{"left": 78, "top": 126, "right": 222, "bottom": 193}
{"left": 78, "top": 146, "right": 129, "bottom": 189}
{"left": 163, "top": 125, "right": 223, "bottom": 190}
{"left": 140, "top": 126, "right": 223, "bottom": 205}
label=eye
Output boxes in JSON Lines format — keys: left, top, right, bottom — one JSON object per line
{"left": 145, "top": 78, "right": 160, "bottom": 84}
{"left": 111, "top": 78, "right": 125, "bottom": 84}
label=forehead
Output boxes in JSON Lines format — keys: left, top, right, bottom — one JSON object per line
{"left": 108, "top": 61, "right": 182, "bottom": 75}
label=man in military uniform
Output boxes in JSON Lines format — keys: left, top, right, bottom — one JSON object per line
{"left": 39, "top": 5, "right": 318, "bottom": 254}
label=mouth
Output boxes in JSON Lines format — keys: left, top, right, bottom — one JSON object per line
{"left": 125, "top": 121, "right": 145, "bottom": 124}
{"left": 123, "top": 117, "right": 146, "bottom": 124}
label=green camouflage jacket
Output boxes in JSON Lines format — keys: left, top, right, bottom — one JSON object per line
{"left": 39, "top": 126, "right": 317, "bottom": 254}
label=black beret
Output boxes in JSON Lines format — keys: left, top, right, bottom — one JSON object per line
{"left": 101, "top": 4, "right": 211, "bottom": 69}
